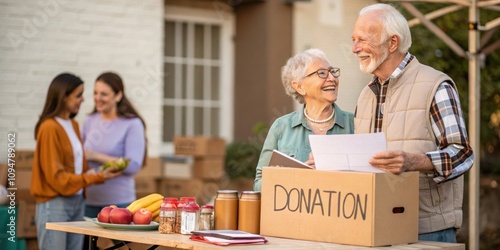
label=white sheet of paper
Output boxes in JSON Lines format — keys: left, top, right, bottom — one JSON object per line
{"left": 309, "top": 133, "right": 387, "bottom": 173}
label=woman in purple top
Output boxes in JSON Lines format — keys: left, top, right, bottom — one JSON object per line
{"left": 82, "top": 72, "right": 147, "bottom": 218}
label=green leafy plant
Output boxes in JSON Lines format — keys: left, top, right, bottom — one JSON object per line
{"left": 224, "top": 122, "right": 268, "bottom": 179}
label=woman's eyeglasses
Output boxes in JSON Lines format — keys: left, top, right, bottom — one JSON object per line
{"left": 303, "top": 67, "right": 340, "bottom": 79}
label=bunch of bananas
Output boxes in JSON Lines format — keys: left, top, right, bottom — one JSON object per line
{"left": 99, "top": 157, "right": 131, "bottom": 172}
{"left": 126, "top": 193, "right": 163, "bottom": 222}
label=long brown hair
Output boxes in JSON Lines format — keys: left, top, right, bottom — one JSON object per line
{"left": 34, "top": 73, "right": 84, "bottom": 139}
{"left": 93, "top": 72, "right": 148, "bottom": 166}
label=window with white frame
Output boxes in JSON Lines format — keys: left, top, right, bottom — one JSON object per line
{"left": 163, "top": 8, "right": 234, "bottom": 144}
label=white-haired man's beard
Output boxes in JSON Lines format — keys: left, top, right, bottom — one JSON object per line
{"left": 358, "top": 48, "right": 389, "bottom": 74}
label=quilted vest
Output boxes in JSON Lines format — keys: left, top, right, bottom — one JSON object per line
{"left": 355, "top": 58, "right": 464, "bottom": 234}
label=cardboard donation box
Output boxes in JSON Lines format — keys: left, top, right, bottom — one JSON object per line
{"left": 260, "top": 167, "right": 419, "bottom": 247}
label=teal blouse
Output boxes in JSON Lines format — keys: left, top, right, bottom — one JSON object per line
{"left": 254, "top": 104, "right": 354, "bottom": 191}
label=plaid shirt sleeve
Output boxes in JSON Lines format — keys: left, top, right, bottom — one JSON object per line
{"left": 426, "top": 82, "right": 474, "bottom": 183}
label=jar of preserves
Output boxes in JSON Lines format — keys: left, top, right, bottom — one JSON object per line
{"left": 238, "top": 191, "right": 261, "bottom": 234}
{"left": 159, "top": 197, "right": 178, "bottom": 234}
{"left": 176, "top": 197, "right": 195, "bottom": 233}
{"left": 198, "top": 205, "right": 214, "bottom": 231}
{"left": 214, "top": 190, "right": 238, "bottom": 230}
{"left": 180, "top": 201, "right": 200, "bottom": 234}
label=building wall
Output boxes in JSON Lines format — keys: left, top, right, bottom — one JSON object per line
{"left": 0, "top": 0, "right": 380, "bottom": 162}
{"left": 162, "top": 2, "right": 236, "bottom": 152}
{"left": 293, "top": 0, "right": 377, "bottom": 113}
{"left": 233, "top": 1, "right": 293, "bottom": 141}
{"left": 0, "top": 0, "right": 164, "bottom": 161}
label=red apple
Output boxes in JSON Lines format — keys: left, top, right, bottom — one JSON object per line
{"left": 133, "top": 208, "right": 152, "bottom": 225}
{"left": 109, "top": 207, "right": 133, "bottom": 224}
{"left": 97, "top": 205, "right": 118, "bottom": 223}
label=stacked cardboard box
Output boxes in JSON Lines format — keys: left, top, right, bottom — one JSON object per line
{"left": 9, "top": 150, "right": 37, "bottom": 241}
{"left": 160, "top": 155, "right": 193, "bottom": 179}
{"left": 0, "top": 163, "right": 8, "bottom": 187}
{"left": 134, "top": 157, "right": 162, "bottom": 199}
{"left": 174, "top": 136, "right": 227, "bottom": 180}
{"left": 15, "top": 150, "right": 34, "bottom": 170}
{"left": 157, "top": 137, "right": 227, "bottom": 205}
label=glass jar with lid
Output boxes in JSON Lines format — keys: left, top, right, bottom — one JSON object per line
{"left": 214, "top": 190, "right": 238, "bottom": 230}
{"left": 198, "top": 205, "right": 214, "bottom": 230}
{"left": 159, "top": 197, "right": 178, "bottom": 234}
{"left": 175, "top": 197, "right": 195, "bottom": 233}
{"left": 180, "top": 200, "right": 200, "bottom": 234}
{"left": 238, "top": 191, "right": 261, "bottom": 234}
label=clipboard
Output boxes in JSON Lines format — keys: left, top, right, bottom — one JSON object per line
{"left": 190, "top": 230, "right": 268, "bottom": 246}
{"left": 268, "top": 150, "right": 313, "bottom": 169}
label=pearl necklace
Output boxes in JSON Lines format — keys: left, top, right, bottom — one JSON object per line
{"left": 304, "top": 108, "right": 334, "bottom": 123}
{"left": 312, "top": 121, "right": 333, "bottom": 132}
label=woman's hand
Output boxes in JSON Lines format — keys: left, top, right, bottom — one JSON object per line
{"left": 304, "top": 152, "right": 316, "bottom": 169}
{"left": 101, "top": 166, "right": 122, "bottom": 179}
{"left": 85, "top": 165, "right": 121, "bottom": 179}
{"left": 84, "top": 149, "right": 96, "bottom": 161}
{"left": 85, "top": 168, "right": 96, "bottom": 175}
{"left": 84, "top": 149, "right": 119, "bottom": 164}
{"left": 85, "top": 149, "right": 107, "bottom": 162}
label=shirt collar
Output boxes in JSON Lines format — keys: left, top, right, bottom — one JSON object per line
{"left": 368, "top": 52, "right": 413, "bottom": 86}
{"left": 332, "top": 104, "right": 347, "bottom": 129}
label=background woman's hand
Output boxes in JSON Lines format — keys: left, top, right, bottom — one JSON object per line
{"left": 84, "top": 149, "right": 95, "bottom": 161}
{"left": 85, "top": 168, "right": 96, "bottom": 175}
{"left": 85, "top": 167, "right": 121, "bottom": 179}
{"left": 84, "top": 149, "right": 119, "bottom": 164}
{"left": 101, "top": 166, "right": 122, "bottom": 179}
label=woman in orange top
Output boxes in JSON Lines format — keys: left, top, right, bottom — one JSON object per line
{"left": 31, "top": 73, "right": 120, "bottom": 250}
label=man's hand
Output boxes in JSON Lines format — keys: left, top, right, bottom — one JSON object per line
{"left": 369, "top": 150, "right": 433, "bottom": 174}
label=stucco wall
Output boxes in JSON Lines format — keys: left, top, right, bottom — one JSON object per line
{"left": 0, "top": 0, "right": 164, "bottom": 161}
{"left": 293, "top": 0, "right": 376, "bottom": 113}
{"left": 233, "top": 1, "right": 293, "bottom": 140}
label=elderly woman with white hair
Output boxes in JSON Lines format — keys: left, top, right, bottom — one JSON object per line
{"left": 254, "top": 48, "right": 354, "bottom": 191}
